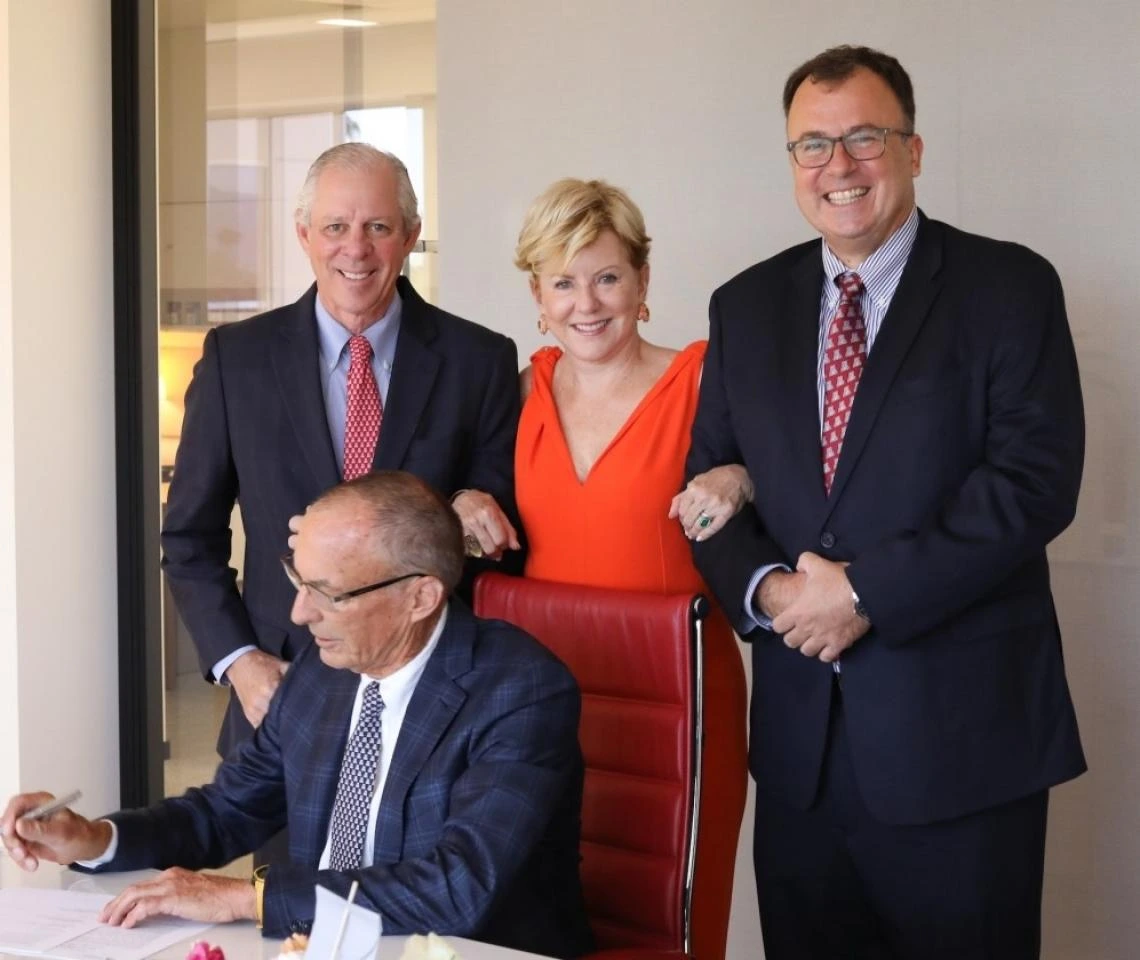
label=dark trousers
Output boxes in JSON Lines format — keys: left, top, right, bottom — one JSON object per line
{"left": 753, "top": 681, "right": 1049, "bottom": 960}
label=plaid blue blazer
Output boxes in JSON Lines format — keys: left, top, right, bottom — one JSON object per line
{"left": 101, "top": 602, "right": 593, "bottom": 958}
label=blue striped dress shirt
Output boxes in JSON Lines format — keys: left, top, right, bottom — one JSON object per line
{"left": 741, "top": 207, "right": 921, "bottom": 635}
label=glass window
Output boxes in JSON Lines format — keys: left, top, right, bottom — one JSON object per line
{"left": 155, "top": 3, "right": 438, "bottom": 854}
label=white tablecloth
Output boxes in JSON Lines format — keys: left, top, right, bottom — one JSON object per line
{"left": 0, "top": 860, "right": 554, "bottom": 959}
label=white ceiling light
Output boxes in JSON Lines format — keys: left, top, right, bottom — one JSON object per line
{"left": 317, "top": 18, "right": 378, "bottom": 27}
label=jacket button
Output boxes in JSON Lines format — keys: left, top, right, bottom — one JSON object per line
{"left": 820, "top": 531, "right": 836, "bottom": 549}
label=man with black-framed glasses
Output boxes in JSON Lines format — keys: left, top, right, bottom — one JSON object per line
{"left": 2, "top": 471, "right": 592, "bottom": 957}
{"left": 688, "top": 44, "right": 1085, "bottom": 959}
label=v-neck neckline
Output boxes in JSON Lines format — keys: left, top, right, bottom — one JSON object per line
{"left": 540, "top": 343, "right": 702, "bottom": 485}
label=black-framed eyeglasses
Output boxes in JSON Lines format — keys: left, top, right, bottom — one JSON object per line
{"left": 281, "top": 553, "right": 425, "bottom": 609}
{"left": 786, "top": 127, "right": 913, "bottom": 168}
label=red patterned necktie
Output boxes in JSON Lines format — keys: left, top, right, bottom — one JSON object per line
{"left": 343, "top": 335, "right": 382, "bottom": 480}
{"left": 821, "top": 273, "right": 866, "bottom": 495}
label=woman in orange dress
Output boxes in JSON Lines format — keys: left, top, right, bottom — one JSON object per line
{"left": 512, "top": 179, "right": 749, "bottom": 960}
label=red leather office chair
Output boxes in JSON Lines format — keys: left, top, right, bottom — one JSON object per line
{"left": 474, "top": 573, "right": 706, "bottom": 960}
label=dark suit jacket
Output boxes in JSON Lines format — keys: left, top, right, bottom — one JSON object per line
{"left": 688, "top": 212, "right": 1086, "bottom": 826}
{"left": 94, "top": 603, "right": 593, "bottom": 958}
{"left": 161, "top": 277, "right": 521, "bottom": 755}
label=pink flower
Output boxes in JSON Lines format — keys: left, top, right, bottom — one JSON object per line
{"left": 185, "top": 942, "right": 226, "bottom": 960}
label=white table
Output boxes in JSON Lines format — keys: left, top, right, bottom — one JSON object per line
{"left": 0, "top": 860, "right": 554, "bottom": 959}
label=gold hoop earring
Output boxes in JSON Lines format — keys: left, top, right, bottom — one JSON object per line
{"left": 637, "top": 302, "right": 650, "bottom": 323}
{"left": 537, "top": 314, "right": 549, "bottom": 335}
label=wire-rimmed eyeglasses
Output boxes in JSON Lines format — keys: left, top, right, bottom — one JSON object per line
{"left": 786, "top": 127, "right": 913, "bottom": 168}
{"left": 281, "top": 553, "right": 424, "bottom": 609}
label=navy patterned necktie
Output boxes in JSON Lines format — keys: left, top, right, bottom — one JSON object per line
{"left": 328, "top": 681, "right": 385, "bottom": 870}
{"left": 821, "top": 272, "right": 867, "bottom": 494}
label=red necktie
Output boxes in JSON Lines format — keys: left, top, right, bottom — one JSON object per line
{"left": 343, "top": 336, "right": 382, "bottom": 480}
{"left": 821, "top": 273, "right": 866, "bottom": 494}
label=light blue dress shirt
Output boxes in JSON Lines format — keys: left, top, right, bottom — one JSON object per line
{"left": 211, "top": 291, "right": 404, "bottom": 684}
{"left": 314, "top": 291, "right": 403, "bottom": 473}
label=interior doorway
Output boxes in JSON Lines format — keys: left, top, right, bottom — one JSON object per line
{"left": 153, "top": 1, "right": 439, "bottom": 867}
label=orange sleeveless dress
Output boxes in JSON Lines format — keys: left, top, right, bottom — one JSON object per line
{"left": 517, "top": 341, "right": 747, "bottom": 960}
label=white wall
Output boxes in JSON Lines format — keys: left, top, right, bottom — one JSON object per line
{"left": 0, "top": 0, "right": 16, "bottom": 812}
{"left": 437, "top": 1, "right": 1140, "bottom": 956}
{"left": 0, "top": 1, "right": 119, "bottom": 816}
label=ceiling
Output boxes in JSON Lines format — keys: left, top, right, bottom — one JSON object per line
{"left": 159, "top": 0, "right": 435, "bottom": 35}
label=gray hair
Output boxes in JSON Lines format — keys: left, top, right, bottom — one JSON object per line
{"left": 312, "top": 470, "right": 465, "bottom": 595}
{"left": 294, "top": 142, "right": 422, "bottom": 235}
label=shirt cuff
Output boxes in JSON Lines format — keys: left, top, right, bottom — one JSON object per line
{"left": 74, "top": 820, "right": 117, "bottom": 868}
{"left": 741, "top": 564, "right": 792, "bottom": 633}
{"left": 212, "top": 645, "right": 258, "bottom": 685}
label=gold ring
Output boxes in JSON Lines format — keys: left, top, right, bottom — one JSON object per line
{"left": 463, "top": 534, "right": 484, "bottom": 558}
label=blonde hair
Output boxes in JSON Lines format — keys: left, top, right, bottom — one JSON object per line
{"left": 514, "top": 178, "right": 651, "bottom": 276}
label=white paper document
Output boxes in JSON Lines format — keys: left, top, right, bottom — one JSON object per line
{"left": 303, "top": 884, "right": 381, "bottom": 960}
{"left": 0, "top": 887, "right": 209, "bottom": 960}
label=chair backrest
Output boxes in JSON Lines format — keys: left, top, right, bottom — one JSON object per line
{"left": 473, "top": 573, "right": 705, "bottom": 955}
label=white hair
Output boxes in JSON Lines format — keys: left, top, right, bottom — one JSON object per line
{"left": 294, "top": 143, "right": 421, "bottom": 234}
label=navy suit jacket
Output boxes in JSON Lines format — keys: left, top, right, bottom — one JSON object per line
{"left": 161, "top": 277, "right": 521, "bottom": 755}
{"left": 688, "top": 213, "right": 1086, "bottom": 825}
{"left": 95, "top": 603, "right": 593, "bottom": 958}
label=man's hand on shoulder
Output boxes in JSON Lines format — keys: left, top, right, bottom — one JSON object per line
{"left": 0, "top": 793, "right": 112, "bottom": 870}
{"left": 226, "top": 649, "right": 288, "bottom": 728}
{"left": 99, "top": 868, "right": 255, "bottom": 928}
{"left": 772, "top": 553, "right": 870, "bottom": 663}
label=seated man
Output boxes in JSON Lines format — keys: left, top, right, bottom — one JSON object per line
{"left": 1, "top": 471, "right": 593, "bottom": 959}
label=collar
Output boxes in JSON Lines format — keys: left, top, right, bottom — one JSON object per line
{"left": 821, "top": 206, "right": 920, "bottom": 308}
{"left": 359, "top": 601, "right": 448, "bottom": 698}
{"left": 314, "top": 289, "right": 403, "bottom": 373}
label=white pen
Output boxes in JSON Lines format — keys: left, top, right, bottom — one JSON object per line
{"left": 23, "top": 790, "right": 82, "bottom": 822}
{"left": 329, "top": 879, "right": 360, "bottom": 960}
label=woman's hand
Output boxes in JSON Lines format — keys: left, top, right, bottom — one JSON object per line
{"left": 668, "top": 464, "right": 754, "bottom": 541}
{"left": 451, "top": 490, "right": 521, "bottom": 560}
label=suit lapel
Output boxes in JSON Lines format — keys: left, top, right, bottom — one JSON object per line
{"left": 272, "top": 286, "right": 341, "bottom": 490}
{"left": 373, "top": 603, "right": 472, "bottom": 864}
{"left": 374, "top": 277, "right": 441, "bottom": 471}
{"left": 779, "top": 249, "right": 830, "bottom": 507}
{"left": 297, "top": 665, "right": 360, "bottom": 863}
{"left": 824, "top": 216, "right": 945, "bottom": 510}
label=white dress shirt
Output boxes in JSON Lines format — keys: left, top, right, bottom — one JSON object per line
{"left": 317, "top": 605, "right": 446, "bottom": 869}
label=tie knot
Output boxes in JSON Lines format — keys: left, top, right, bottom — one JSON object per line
{"left": 362, "top": 680, "right": 384, "bottom": 714}
{"left": 348, "top": 335, "right": 373, "bottom": 364}
{"left": 837, "top": 272, "right": 864, "bottom": 302}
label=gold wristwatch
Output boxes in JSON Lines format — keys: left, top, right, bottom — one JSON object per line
{"left": 252, "top": 864, "right": 270, "bottom": 929}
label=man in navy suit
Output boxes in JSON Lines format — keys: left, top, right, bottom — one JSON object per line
{"left": 685, "top": 46, "right": 1085, "bottom": 959}
{"left": 162, "top": 143, "right": 522, "bottom": 760}
{"left": 2, "top": 472, "right": 591, "bottom": 957}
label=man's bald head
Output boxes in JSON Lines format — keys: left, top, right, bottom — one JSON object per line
{"left": 309, "top": 471, "right": 465, "bottom": 595}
